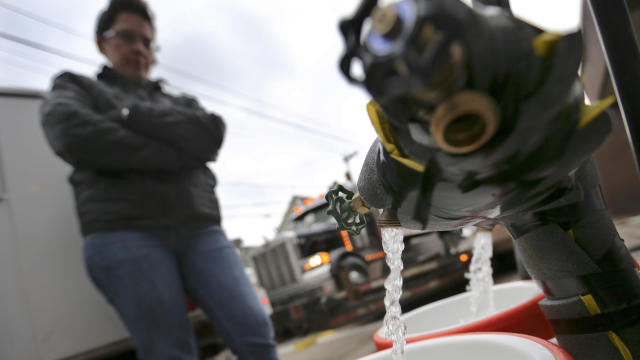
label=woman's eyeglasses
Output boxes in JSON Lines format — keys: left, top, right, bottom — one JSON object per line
{"left": 102, "top": 29, "right": 160, "bottom": 53}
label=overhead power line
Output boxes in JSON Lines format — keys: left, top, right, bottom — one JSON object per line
{"left": 0, "top": 46, "right": 66, "bottom": 77}
{"left": 166, "top": 83, "right": 356, "bottom": 144}
{"left": 0, "top": 32, "right": 98, "bottom": 67}
{"left": 0, "top": 1, "right": 357, "bottom": 141}
{"left": 155, "top": 61, "right": 339, "bottom": 131}
{"left": 0, "top": 31, "right": 358, "bottom": 145}
{"left": 0, "top": 1, "right": 90, "bottom": 39}
{"left": 0, "top": 56, "right": 54, "bottom": 78}
{"left": 0, "top": 45, "right": 62, "bottom": 72}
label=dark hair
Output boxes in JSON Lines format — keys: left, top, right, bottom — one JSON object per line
{"left": 95, "top": 0, "right": 154, "bottom": 37}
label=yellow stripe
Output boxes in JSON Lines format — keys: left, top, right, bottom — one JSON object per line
{"left": 607, "top": 332, "right": 634, "bottom": 360}
{"left": 580, "top": 295, "right": 633, "bottom": 360}
{"left": 366, "top": 101, "right": 425, "bottom": 172}
{"left": 578, "top": 95, "right": 616, "bottom": 129}
{"left": 293, "top": 329, "right": 336, "bottom": 351}
{"left": 532, "top": 32, "right": 563, "bottom": 57}
{"left": 568, "top": 229, "right": 575, "bottom": 241}
{"left": 580, "top": 294, "right": 600, "bottom": 315}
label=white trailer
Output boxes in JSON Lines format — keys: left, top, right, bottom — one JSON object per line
{"left": 0, "top": 89, "right": 130, "bottom": 359}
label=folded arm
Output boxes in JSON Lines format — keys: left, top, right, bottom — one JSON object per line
{"left": 40, "top": 72, "right": 201, "bottom": 171}
{"left": 124, "top": 95, "right": 226, "bottom": 163}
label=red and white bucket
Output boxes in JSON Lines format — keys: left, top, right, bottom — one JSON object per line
{"left": 373, "top": 280, "right": 553, "bottom": 350}
{"left": 360, "top": 332, "right": 571, "bottom": 360}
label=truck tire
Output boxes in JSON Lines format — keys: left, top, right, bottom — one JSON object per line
{"left": 337, "top": 257, "right": 369, "bottom": 288}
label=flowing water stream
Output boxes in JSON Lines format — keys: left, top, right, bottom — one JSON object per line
{"left": 381, "top": 227, "right": 407, "bottom": 360}
{"left": 465, "top": 230, "right": 495, "bottom": 320}
{"left": 381, "top": 227, "right": 495, "bottom": 358}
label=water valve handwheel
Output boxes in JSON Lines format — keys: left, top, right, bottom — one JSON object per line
{"left": 326, "top": 185, "right": 367, "bottom": 235}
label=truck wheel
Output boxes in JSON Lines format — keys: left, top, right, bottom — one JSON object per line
{"left": 338, "top": 257, "right": 369, "bottom": 288}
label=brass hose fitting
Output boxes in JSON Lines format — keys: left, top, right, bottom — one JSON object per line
{"left": 429, "top": 91, "right": 500, "bottom": 154}
{"left": 376, "top": 208, "right": 402, "bottom": 228}
{"left": 349, "top": 193, "right": 372, "bottom": 214}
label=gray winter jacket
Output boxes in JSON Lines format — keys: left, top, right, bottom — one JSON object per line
{"left": 40, "top": 66, "right": 226, "bottom": 236}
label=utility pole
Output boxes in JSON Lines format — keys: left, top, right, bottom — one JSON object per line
{"left": 343, "top": 151, "right": 358, "bottom": 185}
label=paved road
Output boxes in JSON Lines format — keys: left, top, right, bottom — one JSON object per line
{"left": 277, "top": 321, "right": 381, "bottom": 360}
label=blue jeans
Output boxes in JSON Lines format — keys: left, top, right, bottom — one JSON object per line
{"left": 84, "top": 225, "right": 278, "bottom": 360}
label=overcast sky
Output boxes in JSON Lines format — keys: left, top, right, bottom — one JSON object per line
{"left": 0, "top": 0, "right": 581, "bottom": 246}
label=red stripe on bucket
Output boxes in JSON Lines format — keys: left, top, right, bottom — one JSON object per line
{"left": 473, "top": 332, "right": 573, "bottom": 359}
{"left": 360, "top": 332, "right": 572, "bottom": 360}
{"left": 373, "top": 283, "right": 554, "bottom": 351}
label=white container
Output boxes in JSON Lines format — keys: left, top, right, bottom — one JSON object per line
{"left": 361, "top": 333, "right": 572, "bottom": 360}
{"left": 373, "top": 281, "right": 553, "bottom": 350}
